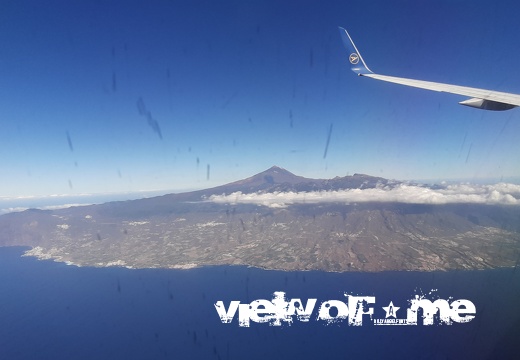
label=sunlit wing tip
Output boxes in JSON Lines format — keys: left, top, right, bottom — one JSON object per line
{"left": 337, "top": 27, "right": 372, "bottom": 75}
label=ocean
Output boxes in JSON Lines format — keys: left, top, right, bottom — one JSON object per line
{"left": 0, "top": 247, "right": 519, "bottom": 359}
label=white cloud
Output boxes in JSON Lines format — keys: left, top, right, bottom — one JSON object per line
{"left": 0, "top": 207, "right": 29, "bottom": 215}
{"left": 208, "top": 183, "right": 520, "bottom": 208}
{"left": 39, "top": 203, "right": 92, "bottom": 211}
{"left": 0, "top": 203, "right": 92, "bottom": 215}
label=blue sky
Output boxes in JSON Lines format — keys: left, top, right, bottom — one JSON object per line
{"left": 1, "top": 0, "right": 520, "bottom": 200}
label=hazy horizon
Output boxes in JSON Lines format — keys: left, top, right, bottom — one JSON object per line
{"left": 2, "top": 165, "right": 519, "bottom": 215}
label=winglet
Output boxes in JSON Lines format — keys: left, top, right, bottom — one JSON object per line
{"left": 338, "top": 27, "right": 373, "bottom": 75}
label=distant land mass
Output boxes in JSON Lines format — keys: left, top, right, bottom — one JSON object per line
{"left": 1, "top": 166, "right": 519, "bottom": 272}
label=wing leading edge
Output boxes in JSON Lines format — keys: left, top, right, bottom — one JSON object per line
{"left": 338, "top": 27, "right": 520, "bottom": 111}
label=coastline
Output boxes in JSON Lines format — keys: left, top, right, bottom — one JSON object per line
{"left": 15, "top": 245, "right": 515, "bottom": 273}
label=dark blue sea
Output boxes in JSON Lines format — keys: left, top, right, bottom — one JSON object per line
{"left": 1, "top": 247, "right": 519, "bottom": 360}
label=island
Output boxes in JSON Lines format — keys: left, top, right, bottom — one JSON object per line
{"left": 1, "top": 166, "right": 519, "bottom": 272}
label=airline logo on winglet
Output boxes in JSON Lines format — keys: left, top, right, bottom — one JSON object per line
{"left": 349, "top": 53, "right": 359, "bottom": 64}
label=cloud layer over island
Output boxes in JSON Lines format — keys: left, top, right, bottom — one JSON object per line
{"left": 208, "top": 183, "right": 520, "bottom": 208}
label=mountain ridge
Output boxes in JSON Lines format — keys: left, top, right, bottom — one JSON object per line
{"left": 85, "top": 166, "right": 393, "bottom": 217}
{"left": 198, "top": 165, "right": 392, "bottom": 196}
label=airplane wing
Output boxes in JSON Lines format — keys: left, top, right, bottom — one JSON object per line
{"left": 338, "top": 27, "right": 520, "bottom": 111}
